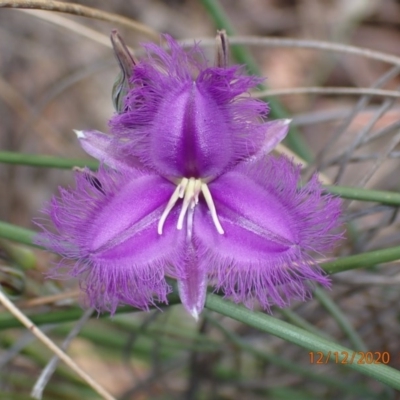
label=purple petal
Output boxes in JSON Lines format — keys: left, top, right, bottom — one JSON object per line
{"left": 172, "top": 209, "right": 208, "bottom": 319}
{"left": 194, "top": 156, "right": 342, "bottom": 311}
{"left": 75, "top": 130, "right": 145, "bottom": 173}
{"left": 245, "top": 119, "right": 291, "bottom": 163}
{"left": 109, "top": 35, "right": 269, "bottom": 179}
{"left": 36, "top": 168, "right": 185, "bottom": 313}
{"left": 176, "top": 236, "right": 207, "bottom": 320}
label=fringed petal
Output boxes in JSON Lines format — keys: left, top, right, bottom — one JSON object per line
{"left": 75, "top": 129, "right": 146, "bottom": 173}
{"left": 35, "top": 167, "right": 185, "bottom": 313}
{"left": 194, "top": 156, "right": 342, "bottom": 311}
{"left": 244, "top": 119, "right": 291, "bottom": 163}
{"left": 109, "top": 35, "right": 269, "bottom": 179}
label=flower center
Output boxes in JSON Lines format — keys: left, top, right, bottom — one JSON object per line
{"left": 158, "top": 177, "right": 224, "bottom": 235}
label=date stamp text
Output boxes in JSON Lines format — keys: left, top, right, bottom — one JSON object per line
{"left": 309, "top": 351, "right": 390, "bottom": 365}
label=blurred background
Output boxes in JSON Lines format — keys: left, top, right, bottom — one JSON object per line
{"left": 1, "top": 1, "right": 400, "bottom": 399}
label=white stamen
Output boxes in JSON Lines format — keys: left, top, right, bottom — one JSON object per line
{"left": 191, "top": 180, "right": 202, "bottom": 209}
{"left": 178, "top": 178, "right": 189, "bottom": 198}
{"left": 158, "top": 177, "right": 224, "bottom": 235}
{"left": 177, "top": 178, "right": 196, "bottom": 230}
{"left": 201, "top": 183, "right": 225, "bottom": 234}
{"left": 157, "top": 178, "right": 188, "bottom": 235}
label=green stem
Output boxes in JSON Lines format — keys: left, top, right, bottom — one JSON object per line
{"left": 112, "top": 315, "right": 219, "bottom": 346}
{"left": 324, "top": 185, "right": 400, "bottom": 206}
{"left": 321, "top": 246, "right": 400, "bottom": 274}
{"left": 205, "top": 293, "right": 400, "bottom": 390}
{"left": 0, "top": 239, "right": 37, "bottom": 270}
{"left": 0, "top": 221, "right": 39, "bottom": 248}
{"left": 200, "top": 0, "right": 313, "bottom": 162}
{"left": 278, "top": 308, "right": 332, "bottom": 340}
{"left": 0, "top": 293, "right": 181, "bottom": 330}
{"left": 0, "top": 151, "right": 98, "bottom": 170}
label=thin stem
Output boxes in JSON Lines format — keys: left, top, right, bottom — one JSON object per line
{"left": 20, "top": 9, "right": 111, "bottom": 48}
{"left": 254, "top": 86, "right": 400, "bottom": 99}
{"left": 0, "top": 0, "right": 159, "bottom": 41}
{"left": 31, "top": 308, "right": 94, "bottom": 399}
{"left": 0, "top": 239, "right": 37, "bottom": 270}
{"left": 292, "top": 106, "right": 383, "bottom": 127}
{"left": 0, "top": 151, "right": 98, "bottom": 170}
{"left": 205, "top": 293, "right": 400, "bottom": 391}
{"left": 313, "top": 287, "right": 367, "bottom": 352}
{"left": 179, "top": 36, "right": 400, "bottom": 67}
{"left": 320, "top": 116, "right": 400, "bottom": 185}
{"left": 335, "top": 90, "right": 398, "bottom": 184}
{"left": 0, "top": 307, "right": 123, "bottom": 330}
{"left": 354, "top": 130, "right": 400, "bottom": 189}
{"left": 0, "top": 292, "right": 182, "bottom": 330}
{"left": 321, "top": 246, "right": 400, "bottom": 274}
{"left": 18, "top": 290, "right": 80, "bottom": 308}
{"left": 323, "top": 185, "right": 400, "bottom": 206}
{"left": 0, "top": 221, "right": 39, "bottom": 248}
{"left": 316, "top": 65, "right": 400, "bottom": 172}
{"left": 0, "top": 289, "right": 116, "bottom": 400}
{"left": 278, "top": 308, "right": 332, "bottom": 340}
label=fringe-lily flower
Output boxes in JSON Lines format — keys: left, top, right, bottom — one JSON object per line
{"left": 37, "top": 32, "right": 342, "bottom": 319}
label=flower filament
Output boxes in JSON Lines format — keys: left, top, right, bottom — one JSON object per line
{"left": 158, "top": 177, "right": 224, "bottom": 235}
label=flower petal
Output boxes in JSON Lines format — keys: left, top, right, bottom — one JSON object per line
{"left": 194, "top": 156, "right": 342, "bottom": 311}
{"left": 177, "top": 244, "right": 207, "bottom": 320}
{"left": 246, "top": 119, "right": 291, "bottom": 163}
{"left": 36, "top": 168, "right": 185, "bottom": 313}
{"left": 109, "top": 35, "right": 269, "bottom": 179}
{"left": 175, "top": 210, "right": 207, "bottom": 319}
{"left": 75, "top": 130, "right": 144, "bottom": 173}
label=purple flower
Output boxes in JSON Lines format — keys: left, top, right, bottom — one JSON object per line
{"left": 37, "top": 33, "right": 342, "bottom": 319}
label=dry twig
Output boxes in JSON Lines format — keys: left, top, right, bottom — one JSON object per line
{"left": 0, "top": 289, "right": 116, "bottom": 400}
{"left": 17, "top": 290, "right": 80, "bottom": 308}
{"left": 0, "top": 0, "right": 159, "bottom": 41}
{"left": 180, "top": 36, "right": 400, "bottom": 67}
{"left": 31, "top": 308, "right": 94, "bottom": 399}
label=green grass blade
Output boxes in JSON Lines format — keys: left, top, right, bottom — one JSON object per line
{"left": 205, "top": 293, "right": 400, "bottom": 390}
{"left": 321, "top": 246, "right": 400, "bottom": 274}
{"left": 0, "top": 293, "right": 181, "bottom": 330}
{"left": 324, "top": 185, "right": 400, "bottom": 205}
{"left": 278, "top": 308, "right": 332, "bottom": 340}
{"left": 0, "top": 221, "right": 39, "bottom": 248}
{"left": 0, "top": 151, "right": 98, "bottom": 170}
